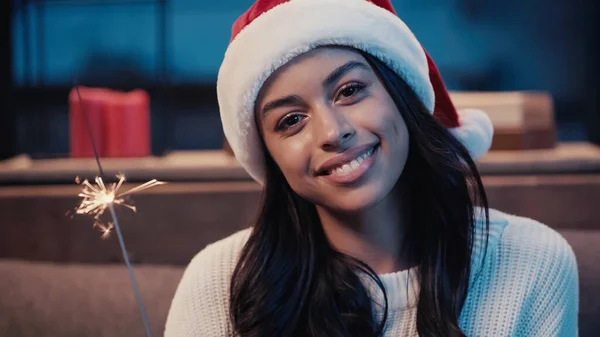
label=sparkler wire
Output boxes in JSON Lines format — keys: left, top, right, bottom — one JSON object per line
{"left": 73, "top": 82, "right": 153, "bottom": 337}
{"left": 74, "top": 85, "right": 104, "bottom": 177}
{"left": 109, "top": 204, "right": 153, "bottom": 337}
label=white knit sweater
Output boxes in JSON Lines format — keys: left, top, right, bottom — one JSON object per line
{"left": 164, "top": 208, "right": 579, "bottom": 336}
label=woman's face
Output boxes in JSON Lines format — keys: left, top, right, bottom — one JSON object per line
{"left": 256, "top": 47, "right": 409, "bottom": 213}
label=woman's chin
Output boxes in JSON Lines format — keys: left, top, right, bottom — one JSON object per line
{"left": 319, "top": 187, "right": 387, "bottom": 215}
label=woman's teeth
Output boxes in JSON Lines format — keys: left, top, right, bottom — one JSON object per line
{"left": 329, "top": 147, "right": 375, "bottom": 175}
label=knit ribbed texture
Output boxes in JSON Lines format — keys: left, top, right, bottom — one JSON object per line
{"left": 164, "top": 208, "right": 579, "bottom": 336}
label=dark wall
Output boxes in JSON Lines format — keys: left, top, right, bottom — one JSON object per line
{"left": 4, "top": 0, "right": 599, "bottom": 157}
{"left": 1, "top": 1, "right": 14, "bottom": 160}
{"left": 585, "top": 1, "right": 600, "bottom": 145}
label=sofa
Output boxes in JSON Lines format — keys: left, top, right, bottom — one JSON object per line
{"left": 0, "top": 228, "right": 598, "bottom": 337}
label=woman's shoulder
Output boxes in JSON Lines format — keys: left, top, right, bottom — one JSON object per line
{"left": 485, "top": 208, "right": 576, "bottom": 258}
{"left": 189, "top": 227, "right": 253, "bottom": 271}
{"left": 164, "top": 228, "right": 252, "bottom": 336}
{"left": 474, "top": 208, "right": 578, "bottom": 285}
{"left": 176, "top": 227, "right": 253, "bottom": 294}
{"left": 463, "top": 209, "right": 579, "bottom": 334}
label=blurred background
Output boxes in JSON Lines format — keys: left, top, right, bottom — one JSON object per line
{"left": 1, "top": 1, "right": 599, "bottom": 337}
{"left": 2, "top": 0, "right": 599, "bottom": 159}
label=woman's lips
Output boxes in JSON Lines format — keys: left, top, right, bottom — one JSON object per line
{"left": 318, "top": 145, "right": 378, "bottom": 185}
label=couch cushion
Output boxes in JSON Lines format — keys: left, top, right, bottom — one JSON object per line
{"left": 0, "top": 230, "right": 598, "bottom": 337}
{"left": 0, "top": 259, "right": 184, "bottom": 337}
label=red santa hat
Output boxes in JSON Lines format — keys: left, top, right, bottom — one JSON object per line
{"left": 217, "top": 0, "right": 494, "bottom": 184}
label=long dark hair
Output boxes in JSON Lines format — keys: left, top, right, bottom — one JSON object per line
{"left": 229, "top": 50, "right": 490, "bottom": 337}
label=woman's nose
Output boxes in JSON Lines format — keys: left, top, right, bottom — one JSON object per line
{"left": 313, "top": 106, "right": 356, "bottom": 151}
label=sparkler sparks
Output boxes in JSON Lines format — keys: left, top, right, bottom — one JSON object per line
{"left": 75, "top": 174, "right": 165, "bottom": 238}
{"left": 95, "top": 221, "right": 114, "bottom": 240}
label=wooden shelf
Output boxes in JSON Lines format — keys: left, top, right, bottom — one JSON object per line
{"left": 2, "top": 143, "right": 600, "bottom": 264}
{"left": 1, "top": 173, "right": 600, "bottom": 265}
{"left": 1, "top": 142, "right": 600, "bottom": 184}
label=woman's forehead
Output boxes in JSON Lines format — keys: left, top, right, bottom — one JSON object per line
{"left": 260, "top": 47, "right": 370, "bottom": 93}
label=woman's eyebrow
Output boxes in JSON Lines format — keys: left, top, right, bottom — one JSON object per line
{"left": 260, "top": 94, "right": 304, "bottom": 121}
{"left": 322, "top": 61, "right": 369, "bottom": 88}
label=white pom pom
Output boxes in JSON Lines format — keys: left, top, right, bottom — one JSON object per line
{"left": 449, "top": 108, "right": 494, "bottom": 160}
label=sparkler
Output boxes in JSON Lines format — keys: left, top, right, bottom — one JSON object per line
{"left": 72, "top": 84, "right": 162, "bottom": 337}
{"left": 75, "top": 173, "right": 165, "bottom": 237}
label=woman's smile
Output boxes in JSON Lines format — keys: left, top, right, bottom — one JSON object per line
{"left": 316, "top": 144, "right": 379, "bottom": 185}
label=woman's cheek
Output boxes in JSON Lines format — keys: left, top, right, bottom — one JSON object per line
{"left": 277, "top": 140, "right": 310, "bottom": 176}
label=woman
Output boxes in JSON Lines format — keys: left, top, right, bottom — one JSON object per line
{"left": 165, "top": 0, "right": 579, "bottom": 336}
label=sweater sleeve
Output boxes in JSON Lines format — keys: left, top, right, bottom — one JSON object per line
{"left": 518, "top": 225, "right": 580, "bottom": 337}
{"left": 164, "top": 229, "right": 251, "bottom": 337}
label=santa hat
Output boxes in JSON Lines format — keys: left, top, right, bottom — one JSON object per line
{"left": 217, "top": 0, "right": 494, "bottom": 184}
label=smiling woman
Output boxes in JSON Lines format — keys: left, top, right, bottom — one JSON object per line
{"left": 164, "top": 0, "right": 579, "bottom": 336}
{"left": 256, "top": 48, "right": 410, "bottom": 214}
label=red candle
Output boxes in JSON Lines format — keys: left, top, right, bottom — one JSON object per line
{"left": 69, "top": 87, "right": 151, "bottom": 158}
{"left": 104, "top": 89, "right": 151, "bottom": 158}
{"left": 69, "top": 87, "right": 107, "bottom": 158}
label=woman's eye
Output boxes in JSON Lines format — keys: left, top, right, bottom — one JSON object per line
{"left": 340, "top": 86, "right": 357, "bottom": 97}
{"left": 336, "top": 83, "right": 365, "bottom": 101}
{"left": 277, "top": 114, "right": 304, "bottom": 130}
